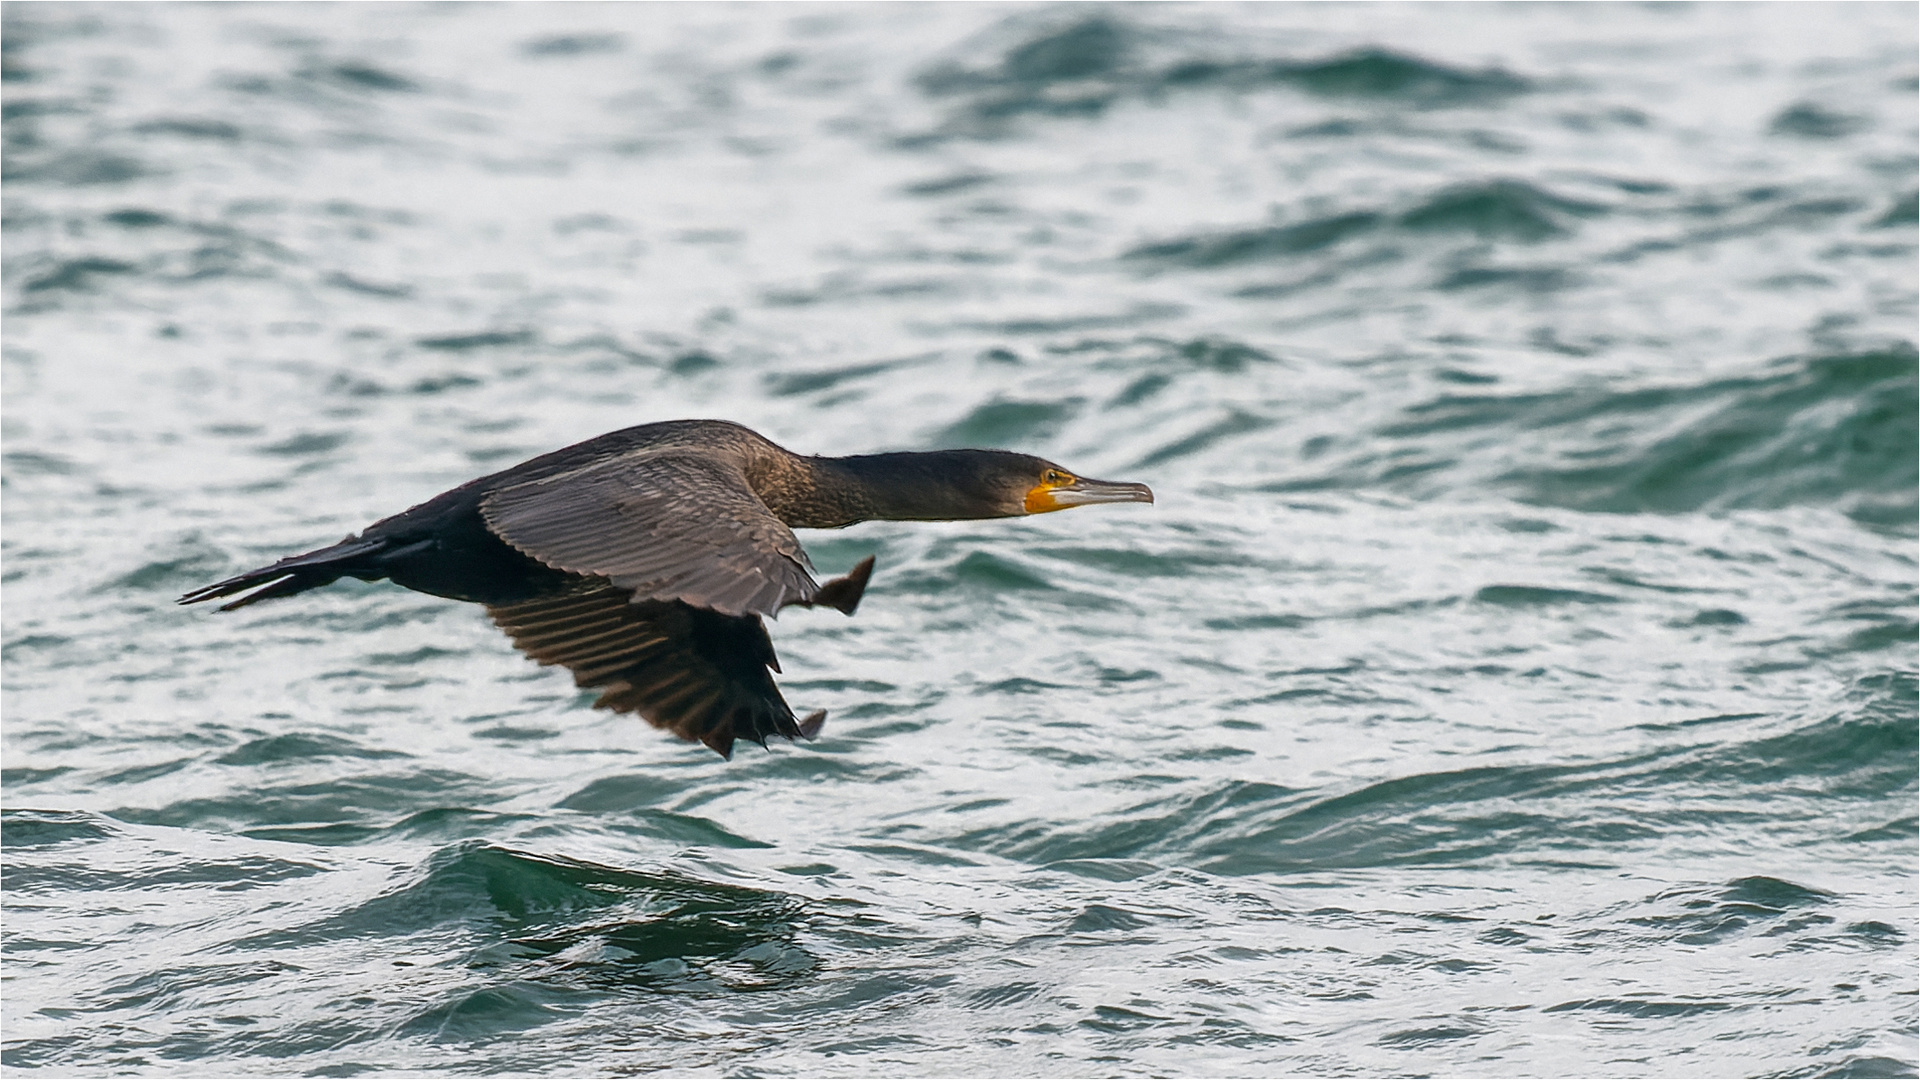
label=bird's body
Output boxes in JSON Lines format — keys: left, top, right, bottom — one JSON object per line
{"left": 180, "top": 420, "right": 1153, "bottom": 758}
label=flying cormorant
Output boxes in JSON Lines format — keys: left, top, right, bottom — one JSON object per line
{"left": 179, "top": 419, "right": 1154, "bottom": 758}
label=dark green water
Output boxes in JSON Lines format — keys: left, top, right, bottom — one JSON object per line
{"left": 3, "top": 3, "right": 1915, "bottom": 1076}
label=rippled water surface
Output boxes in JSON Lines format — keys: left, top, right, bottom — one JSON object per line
{"left": 4, "top": 3, "right": 1916, "bottom": 1076}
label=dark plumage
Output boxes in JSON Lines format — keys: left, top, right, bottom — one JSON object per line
{"left": 179, "top": 420, "right": 1154, "bottom": 758}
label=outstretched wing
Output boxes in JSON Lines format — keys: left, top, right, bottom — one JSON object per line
{"left": 479, "top": 452, "right": 818, "bottom": 617}
{"left": 487, "top": 584, "right": 826, "bottom": 759}
{"left": 477, "top": 449, "right": 879, "bottom": 758}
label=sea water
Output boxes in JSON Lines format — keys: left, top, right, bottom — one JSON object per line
{"left": 3, "top": 4, "right": 1915, "bottom": 1076}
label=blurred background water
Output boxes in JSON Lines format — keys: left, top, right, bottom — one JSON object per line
{"left": 2, "top": 2, "right": 1915, "bottom": 1076}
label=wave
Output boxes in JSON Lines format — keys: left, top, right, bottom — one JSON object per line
{"left": 1496, "top": 346, "right": 1915, "bottom": 526}
{"left": 1126, "top": 179, "right": 1605, "bottom": 272}
{"left": 1, "top": 832, "right": 816, "bottom": 1065}
{"left": 0, "top": 807, "right": 119, "bottom": 849}
{"left": 915, "top": 13, "right": 1530, "bottom": 134}
{"left": 1269, "top": 345, "right": 1918, "bottom": 528}
{"left": 224, "top": 842, "right": 817, "bottom": 1021}
{"left": 914, "top": 672, "right": 1917, "bottom": 875}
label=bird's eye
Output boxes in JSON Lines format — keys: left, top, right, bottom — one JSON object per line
{"left": 1044, "top": 470, "right": 1069, "bottom": 486}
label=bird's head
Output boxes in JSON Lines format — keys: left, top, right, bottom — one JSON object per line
{"left": 1015, "top": 459, "right": 1155, "bottom": 515}
{"left": 925, "top": 450, "right": 1155, "bottom": 519}
{"left": 825, "top": 449, "right": 1154, "bottom": 522}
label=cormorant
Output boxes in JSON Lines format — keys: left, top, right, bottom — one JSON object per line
{"left": 179, "top": 419, "right": 1154, "bottom": 758}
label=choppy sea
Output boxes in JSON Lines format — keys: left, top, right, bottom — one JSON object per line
{"left": 3, "top": 3, "right": 1916, "bottom": 1076}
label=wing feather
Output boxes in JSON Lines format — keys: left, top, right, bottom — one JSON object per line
{"left": 488, "top": 584, "right": 820, "bottom": 759}
{"left": 480, "top": 452, "right": 818, "bottom": 617}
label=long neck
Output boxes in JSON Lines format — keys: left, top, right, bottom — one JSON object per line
{"left": 776, "top": 452, "right": 1007, "bottom": 527}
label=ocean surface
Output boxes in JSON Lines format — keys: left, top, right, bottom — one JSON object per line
{"left": 3, "top": 3, "right": 1915, "bottom": 1076}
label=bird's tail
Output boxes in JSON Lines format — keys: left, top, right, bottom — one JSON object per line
{"left": 177, "top": 535, "right": 404, "bottom": 611}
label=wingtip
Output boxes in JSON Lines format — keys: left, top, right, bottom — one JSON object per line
{"left": 701, "top": 730, "right": 736, "bottom": 759}
{"left": 798, "top": 710, "right": 827, "bottom": 741}
{"left": 814, "top": 556, "right": 875, "bottom": 616}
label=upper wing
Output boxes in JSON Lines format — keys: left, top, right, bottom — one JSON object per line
{"left": 479, "top": 451, "right": 817, "bottom": 617}
{"left": 487, "top": 585, "right": 824, "bottom": 759}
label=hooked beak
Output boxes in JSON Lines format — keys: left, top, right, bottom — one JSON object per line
{"left": 1027, "top": 476, "right": 1155, "bottom": 514}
